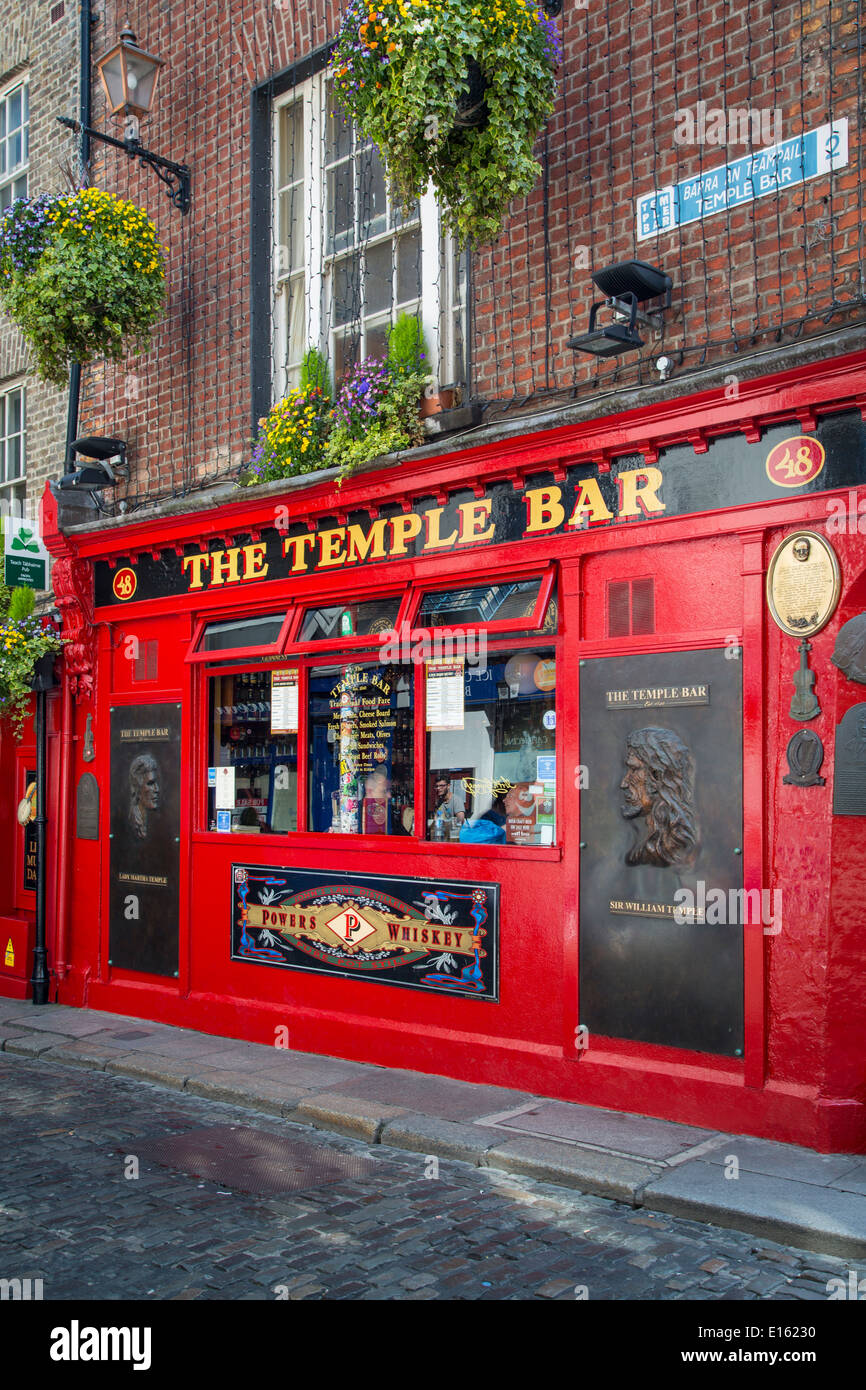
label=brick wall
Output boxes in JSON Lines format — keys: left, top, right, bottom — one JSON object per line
{"left": 0, "top": 0, "right": 77, "bottom": 529}
{"left": 68, "top": 0, "right": 864, "bottom": 505}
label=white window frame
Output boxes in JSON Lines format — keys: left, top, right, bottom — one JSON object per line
{"left": 272, "top": 71, "right": 461, "bottom": 402}
{"left": 0, "top": 75, "right": 29, "bottom": 212}
{"left": 0, "top": 381, "right": 26, "bottom": 512}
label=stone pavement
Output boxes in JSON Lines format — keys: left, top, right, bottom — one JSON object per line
{"left": 0, "top": 1052, "right": 855, "bottom": 1302}
{"left": 2, "top": 998, "right": 865, "bottom": 1260}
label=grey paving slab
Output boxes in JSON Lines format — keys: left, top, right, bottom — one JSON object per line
{"left": 485, "top": 1099, "right": 716, "bottom": 1160}
{"left": 483, "top": 1134, "right": 659, "bottom": 1203}
{"left": 105, "top": 1055, "right": 198, "bottom": 1090}
{"left": 643, "top": 1159, "right": 866, "bottom": 1258}
{"left": 297, "top": 1093, "right": 411, "bottom": 1142}
{"left": 325, "top": 1067, "right": 533, "bottom": 1122}
{"left": 41, "top": 1039, "right": 135, "bottom": 1071}
{"left": 184, "top": 1071, "right": 313, "bottom": 1117}
{"left": 2, "top": 1011, "right": 121, "bottom": 1038}
{"left": 5, "top": 1032, "right": 71, "bottom": 1057}
{"left": 829, "top": 1162, "right": 866, "bottom": 1197}
{"left": 252, "top": 1056, "right": 379, "bottom": 1088}
{"left": 381, "top": 1114, "right": 500, "bottom": 1165}
{"left": 700, "top": 1135, "right": 864, "bottom": 1187}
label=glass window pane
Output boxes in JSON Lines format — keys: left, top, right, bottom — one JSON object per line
{"left": 300, "top": 597, "right": 401, "bottom": 642}
{"left": 200, "top": 613, "right": 285, "bottom": 652}
{"left": 0, "top": 104, "right": 6, "bottom": 139}
{"left": 333, "top": 253, "right": 361, "bottom": 327}
{"left": 208, "top": 671, "right": 297, "bottom": 833}
{"left": 327, "top": 162, "right": 355, "bottom": 253}
{"left": 397, "top": 230, "right": 422, "bottom": 306}
{"left": 8, "top": 90, "right": 20, "bottom": 129}
{"left": 426, "top": 650, "right": 557, "bottom": 846}
{"left": 327, "top": 83, "right": 352, "bottom": 163}
{"left": 358, "top": 146, "right": 387, "bottom": 240}
{"left": 364, "top": 240, "right": 392, "bottom": 316}
{"left": 365, "top": 319, "right": 389, "bottom": 363}
{"left": 333, "top": 329, "right": 359, "bottom": 384}
{"left": 309, "top": 661, "right": 414, "bottom": 835}
{"left": 278, "top": 103, "right": 303, "bottom": 189}
{"left": 8, "top": 389, "right": 21, "bottom": 433}
{"left": 7, "top": 435, "right": 21, "bottom": 481}
{"left": 419, "top": 579, "right": 543, "bottom": 626}
{"left": 13, "top": 173, "right": 26, "bottom": 200}
{"left": 278, "top": 185, "right": 304, "bottom": 275}
{"left": 285, "top": 273, "right": 305, "bottom": 371}
{"left": 9, "top": 131, "right": 21, "bottom": 170}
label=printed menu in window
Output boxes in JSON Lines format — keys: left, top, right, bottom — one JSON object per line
{"left": 426, "top": 659, "right": 465, "bottom": 731}
{"left": 271, "top": 668, "right": 299, "bottom": 733}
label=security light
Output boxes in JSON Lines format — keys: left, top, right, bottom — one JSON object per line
{"left": 568, "top": 260, "right": 672, "bottom": 359}
{"left": 57, "top": 437, "right": 128, "bottom": 490}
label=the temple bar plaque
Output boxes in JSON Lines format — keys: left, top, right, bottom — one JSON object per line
{"left": 606, "top": 684, "right": 710, "bottom": 710}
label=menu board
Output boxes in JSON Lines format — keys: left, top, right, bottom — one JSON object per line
{"left": 426, "top": 659, "right": 465, "bottom": 730}
{"left": 328, "top": 668, "right": 397, "bottom": 780}
{"left": 271, "top": 667, "right": 299, "bottom": 733}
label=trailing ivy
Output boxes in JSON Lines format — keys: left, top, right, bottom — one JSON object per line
{"left": 332, "top": 0, "right": 561, "bottom": 246}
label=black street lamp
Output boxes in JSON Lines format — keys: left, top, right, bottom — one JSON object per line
{"left": 58, "top": 27, "right": 190, "bottom": 214}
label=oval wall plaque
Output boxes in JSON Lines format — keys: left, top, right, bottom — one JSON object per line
{"left": 766, "top": 530, "right": 841, "bottom": 638}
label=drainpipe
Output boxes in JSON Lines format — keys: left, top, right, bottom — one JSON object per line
{"left": 52, "top": 0, "right": 93, "bottom": 993}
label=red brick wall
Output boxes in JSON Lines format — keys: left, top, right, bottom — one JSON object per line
{"left": 79, "top": 0, "right": 864, "bottom": 503}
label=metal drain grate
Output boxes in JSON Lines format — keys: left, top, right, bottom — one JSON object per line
{"left": 135, "top": 1125, "right": 378, "bottom": 1196}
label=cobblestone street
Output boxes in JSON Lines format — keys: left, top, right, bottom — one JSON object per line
{"left": 0, "top": 1054, "right": 853, "bottom": 1302}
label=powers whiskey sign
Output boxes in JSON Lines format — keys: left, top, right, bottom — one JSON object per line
{"left": 231, "top": 864, "right": 499, "bottom": 1000}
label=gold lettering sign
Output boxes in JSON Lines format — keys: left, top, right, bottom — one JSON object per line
{"left": 766, "top": 531, "right": 841, "bottom": 638}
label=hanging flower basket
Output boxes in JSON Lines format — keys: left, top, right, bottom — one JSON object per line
{"left": 0, "top": 187, "right": 166, "bottom": 387}
{"left": 332, "top": 0, "right": 561, "bottom": 246}
{"left": 0, "top": 615, "right": 65, "bottom": 740}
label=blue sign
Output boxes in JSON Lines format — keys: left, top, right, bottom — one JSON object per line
{"left": 216, "top": 810, "right": 231, "bottom": 832}
{"left": 208, "top": 767, "right": 217, "bottom": 787}
{"left": 637, "top": 120, "right": 848, "bottom": 240}
{"left": 537, "top": 754, "right": 556, "bottom": 782}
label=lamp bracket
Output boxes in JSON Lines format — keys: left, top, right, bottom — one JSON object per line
{"left": 57, "top": 115, "right": 191, "bottom": 213}
{"left": 606, "top": 294, "right": 667, "bottom": 332}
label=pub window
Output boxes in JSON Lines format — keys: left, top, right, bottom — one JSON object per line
{"left": 299, "top": 595, "right": 402, "bottom": 643}
{"left": 417, "top": 578, "right": 544, "bottom": 629}
{"left": 208, "top": 668, "right": 298, "bottom": 833}
{"left": 308, "top": 660, "right": 414, "bottom": 835}
{"left": 426, "top": 648, "right": 557, "bottom": 846}
{"left": 192, "top": 611, "right": 290, "bottom": 659}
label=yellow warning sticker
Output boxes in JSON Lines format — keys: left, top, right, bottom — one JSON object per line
{"left": 4, "top": 938, "right": 14, "bottom": 969}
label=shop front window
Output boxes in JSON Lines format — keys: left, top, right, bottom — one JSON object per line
{"left": 300, "top": 596, "right": 401, "bottom": 642}
{"left": 309, "top": 661, "right": 414, "bottom": 835}
{"left": 208, "top": 668, "right": 298, "bottom": 832}
{"left": 426, "top": 649, "right": 557, "bottom": 846}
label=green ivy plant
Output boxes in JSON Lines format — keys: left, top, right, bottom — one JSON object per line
{"left": 0, "top": 187, "right": 166, "bottom": 387}
{"left": 332, "top": 0, "right": 561, "bottom": 245}
{"left": 0, "top": 587, "right": 65, "bottom": 740}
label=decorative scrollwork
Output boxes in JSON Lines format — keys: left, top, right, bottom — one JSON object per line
{"left": 52, "top": 556, "right": 95, "bottom": 701}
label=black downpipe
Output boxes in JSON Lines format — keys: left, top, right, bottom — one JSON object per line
{"left": 64, "top": 0, "right": 91, "bottom": 464}
{"left": 34, "top": 2, "right": 93, "bottom": 1002}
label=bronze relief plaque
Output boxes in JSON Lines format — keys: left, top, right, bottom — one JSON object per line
{"left": 833, "top": 704, "right": 866, "bottom": 815}
{"left": 766, "top": 531, "right": 841, "bottom": 638}
{"left": 579, "top": 648, "right": 744, "bottom": 1056}
{"left": 76, "top": 772, "right": 100, "bottom": 840}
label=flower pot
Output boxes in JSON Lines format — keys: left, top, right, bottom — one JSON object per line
{"left": 420, "top": 386, "right": 456, "bottom": 418}
{"left": 28, "top": 652, "right": 59, "bottom": 693}
{"left": 452, "top": 59, "right": 489, "bottom": 132}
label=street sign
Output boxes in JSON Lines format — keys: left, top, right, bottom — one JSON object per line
{"left": 636, "top": 119, "right": 849, "bottom": 241}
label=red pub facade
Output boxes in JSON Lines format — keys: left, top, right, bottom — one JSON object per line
{"left": 2, "top": 0, "right": 866, "bottom": 1153}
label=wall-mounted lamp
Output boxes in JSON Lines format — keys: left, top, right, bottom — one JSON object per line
{"left": 568, "top": 260, "right": 672, "bottom": 358}
{"left": 58, "top": 27, "right": 191, "bottom": 213}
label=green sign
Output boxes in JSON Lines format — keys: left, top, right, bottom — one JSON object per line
{"left": 5, "top": 554, "right": 47, "bottom": 589}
